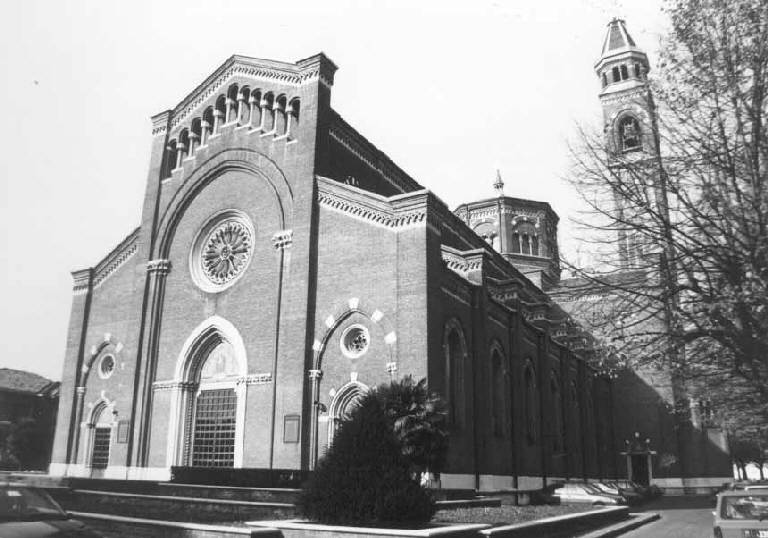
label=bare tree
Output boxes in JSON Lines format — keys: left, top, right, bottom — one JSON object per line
{"left": 564, "top": 0, "right": 768, "bottom": 438}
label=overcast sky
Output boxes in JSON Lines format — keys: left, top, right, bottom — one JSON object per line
{"left": 0, "top": 0, "right": 668, "bottom": 380}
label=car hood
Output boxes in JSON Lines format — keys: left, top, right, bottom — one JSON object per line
{"left": 0, "top": 518, "right": 98, "bottom": 538}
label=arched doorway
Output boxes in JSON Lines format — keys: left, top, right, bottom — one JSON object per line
{"left": 167, "top": 317, "right": 247, "bottom": 469}
{"left": 188, "top": 341, "right": 240, "bottom": 467}
{"left": 88, "top": 403, "right": 113, "bottom": 478}
{"left": 327, "top": 381, "right": 368, "bottom": 450}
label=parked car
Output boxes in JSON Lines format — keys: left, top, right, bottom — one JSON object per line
{"left": 714, "top": 489, "right": 768, "bottom": 538}
{"left": 592, "top": 481, "right": 643, "bottom": 504}
{"left": 0, "top": 485, "right": 102, "bottom": 537}
{"left": 607, "top": 479, "right": 660, "bottom": 499}
{"left": 549, "top": 483, "right": 627, "bottom": 506}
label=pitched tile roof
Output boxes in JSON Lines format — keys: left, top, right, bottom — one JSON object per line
{"left": 0, "top": 368, "right": 58, "bottom": 395}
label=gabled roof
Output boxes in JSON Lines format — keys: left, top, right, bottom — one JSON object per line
{"left": 0, "top": 368, "right": 59, "bottom": 396}
{"left": 152, "top": 53, "right": 338, "bottom": 136}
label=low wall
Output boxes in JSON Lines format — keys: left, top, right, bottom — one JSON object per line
{"left": 477, "top": 506, "right": 629, "bottom": 537}
{"left": 73, "top": 512, "right": 281, "bottom": 538}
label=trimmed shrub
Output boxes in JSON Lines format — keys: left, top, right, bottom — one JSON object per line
{"left": 300, "top": 393, "right": 435, "bottom": 526}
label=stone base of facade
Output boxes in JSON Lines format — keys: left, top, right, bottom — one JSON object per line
{"left": 48, "top": 462, "right": 171, "bottom": 481}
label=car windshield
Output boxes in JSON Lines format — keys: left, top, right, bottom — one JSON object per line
{"left": 0, "top": 487, "right": 68, "bottom": 522}
{"left": 722, "top": 494, "right": 768, "bottom": 521}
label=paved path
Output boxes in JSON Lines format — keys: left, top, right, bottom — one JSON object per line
{"left": 619, "top": 495, "right": 715, "bottom": 538}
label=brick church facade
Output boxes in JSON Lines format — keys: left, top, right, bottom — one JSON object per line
{"left": 51, "top": 20, "right": 731, "bottom": 491}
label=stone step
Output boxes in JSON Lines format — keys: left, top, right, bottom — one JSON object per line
{"left": 52, "top": 489, "right": 297, "bottom": 524}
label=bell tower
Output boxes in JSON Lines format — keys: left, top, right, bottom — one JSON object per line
{"left": 595, "top": 18, "right": 659, "bottom": 267}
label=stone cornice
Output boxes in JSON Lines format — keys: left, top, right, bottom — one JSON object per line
{"left": 316, "top": 176, "right": 431, "bottom": 231}
{"left": 441, "top": 245, "right": 484, "bottom": 280}
{"left": 153, "top": 373, "right": 272, "bottom": 391}
{"left": 599, "top": 86, "right": 652, "bottom": 106}
{"left": 328, "top": 112, "right": 422, "bottom": 195}
{"left": 72, "top": 227, "right": 140, "bottom": 295}
{"left": 161, "top": 54, "right": 336, "bottom": 133}
{"left": 151, "top": 111, "right": 171, "bottom": 136}
{"left": 456, "top": 196, "right": 559, "bottom": 224}
{"left": 71, "top": 268, "right": 93, "bottom": 296}
{"left": 93, "top": 228, "right": 140, "bottom": 288}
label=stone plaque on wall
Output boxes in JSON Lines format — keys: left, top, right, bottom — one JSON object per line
{"left": 283, "top": 414, "right": 300, "bottom": 443}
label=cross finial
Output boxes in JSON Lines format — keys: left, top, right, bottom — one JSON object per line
{"left": 493, "top": 169, "right": 504, "bottom": 196}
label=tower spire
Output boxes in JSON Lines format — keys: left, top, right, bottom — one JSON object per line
{"left": 493, "top": 169, "right": 504, "bottom": 196}
{"left": 594, "top": 18, "right": 649, "bottom": 95}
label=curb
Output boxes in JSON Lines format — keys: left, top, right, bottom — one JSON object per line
{"left": 576, "top": 512, "right": 661, "bottom": 538}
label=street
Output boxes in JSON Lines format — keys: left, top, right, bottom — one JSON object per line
{"left": 620, "top": 495, "right": 715, "bottom": 538}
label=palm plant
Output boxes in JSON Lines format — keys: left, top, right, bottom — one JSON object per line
{"left": 373, "top": 375, "right": 449, "bottom": 478}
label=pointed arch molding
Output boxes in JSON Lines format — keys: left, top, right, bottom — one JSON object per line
{"left": 155, "top": 148, "right": 294, "bottom": 259}
{"left": 489, "top": 339, "right": 507, "bottom": 373}
{"left": 85, "top": 395, "right": 115, "bottom": 426}
{"left": 311, "top": 298, "right": 397, "bottom": 371}
{"left": 173, "top": 315, "right": 248, "bottom": 381}
{"left": 161, "top": 315, "right": 263, "bottom": 469}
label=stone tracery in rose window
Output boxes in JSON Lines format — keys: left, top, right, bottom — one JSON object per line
{"left": 201, "top": 219, "right": 253, "bottom": 285}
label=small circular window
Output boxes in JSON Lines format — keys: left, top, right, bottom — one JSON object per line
{"left": 340, "top": 325, "right": 370, "bottom": 359}
{"left": 99, "top": 354, "right": 116, "bottom": 379}
{"left": 190, "top": 210, "right": 255, "bottom": 293}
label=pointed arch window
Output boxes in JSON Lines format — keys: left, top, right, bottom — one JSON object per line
{"left": 550, "top": 373, "right": 564, "bottom": 453}
{"left": 190, "top": 341, "right": 239, "bottom": 468}
{"left": 328, "top": 382, "right": 368, "bottom": 446}
{"left": 490, "top": 348, "right": 506, "bottom": 437}
{"left": 444, "top": 322, "right": 467, "bottom": 428}
{"left": 524, "top": 362, "right": 537, "bottom": 444}
{"left": 90, "top": 404, "right": 113, "bottom": 470}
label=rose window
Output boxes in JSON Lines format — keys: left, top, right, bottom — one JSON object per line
{"left": 201, "top": 220, "right": 252, "bottom": 285}
{"left": 99, "top": 354, "right": 115, "bottom": 379}
{"left": 191, "top": 211, "right": 255, "bottom": 292}
{"left": 341, "top": 325, "right": 370, "bottom": 359}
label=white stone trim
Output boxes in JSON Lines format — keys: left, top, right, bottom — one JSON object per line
{"left": 48, "top": 462, "right": 68, "bottom": 476}
{"left": 126, "top": 466, "right": 172, "bottom": 481}
{"left": 439, "top": 473, "right": 475, "bottom": 489}
{"left": 516, "top": 475, "right": 546, "bottom": 490}
{"left": 478, "top": 474, "right": 516, "bottom": 492}
{"left": 249, "top": 520, "right": 490, "bottom": 536}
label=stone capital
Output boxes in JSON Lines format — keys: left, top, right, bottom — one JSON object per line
{"left": 147, "top": 259, "right": 172, "bottom": 274}
{"left": 272, "top": 229, "right": 294, "bottom": 250}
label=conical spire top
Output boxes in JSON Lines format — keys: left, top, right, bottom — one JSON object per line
{"left": 493, "top": 169, "right": 504, "bottom": 196}
{"left": 601, "top": 18, "right": 638, "bottom": 56}
{"left": 594, "top": 18, "right": 650, "bottom": 85}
